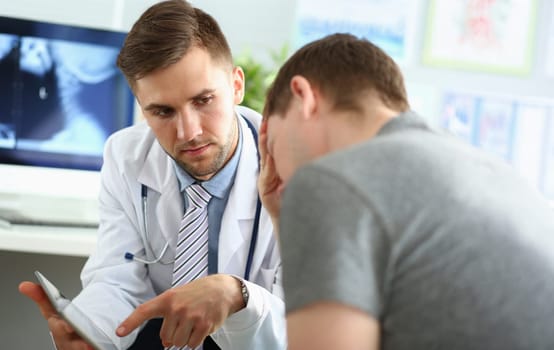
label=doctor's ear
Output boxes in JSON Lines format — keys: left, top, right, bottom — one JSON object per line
{"left": 233, "top": 66, "right": 245, "bottom": 104}
{"left": 289, "top": 75, "right": 317, "bottom": 120}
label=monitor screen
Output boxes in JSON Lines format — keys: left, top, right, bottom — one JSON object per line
{"left": 0, "top": 16, "right": 134, "bottom": 171}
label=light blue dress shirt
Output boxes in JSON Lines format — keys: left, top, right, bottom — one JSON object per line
{"left": 173, "top": 114, "right": 244, "bottom": 274}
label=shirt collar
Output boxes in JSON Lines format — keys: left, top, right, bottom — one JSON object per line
{"left": 173, "top": 111, "right": 243, "bottom": 199}
{"left": 376, "top": 110, "right": 429, "bottom": 137}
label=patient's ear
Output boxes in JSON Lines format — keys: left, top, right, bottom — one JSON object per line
{"left": 290, "top": 75, "right": 317, "bottom": 120}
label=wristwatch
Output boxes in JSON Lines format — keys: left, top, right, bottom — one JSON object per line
{"left": 238, "top": 278, "right": 249, "bottom": 306}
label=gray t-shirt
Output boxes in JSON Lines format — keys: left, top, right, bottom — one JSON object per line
{"left": 280, "top": 111, "right": 554, "bottom": 350}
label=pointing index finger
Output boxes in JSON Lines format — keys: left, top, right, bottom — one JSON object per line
{"left": 116, "top": 298, "right": 163, "bottom": 337}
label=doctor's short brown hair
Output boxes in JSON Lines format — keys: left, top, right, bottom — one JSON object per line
{"left": 264, "top": 33, "right": 409, "bottom": 119}
{"left": 117, "top": 0, "right": 233, "bottom": 90}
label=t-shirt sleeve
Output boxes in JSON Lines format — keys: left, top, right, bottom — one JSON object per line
{"left": 280, "top": 164, "right": 389, "bottom": 319}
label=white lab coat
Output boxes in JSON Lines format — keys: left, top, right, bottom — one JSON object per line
{"left": 72, "top": 106, "right": 285, "bottom": 350}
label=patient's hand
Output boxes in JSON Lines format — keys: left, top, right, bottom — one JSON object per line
{"left": 257, "top": 120, "right": 283, "bottom": 233}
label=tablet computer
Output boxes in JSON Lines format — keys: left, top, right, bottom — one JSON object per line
{"left": 34, "top": 270, "right": 118, "bottom": 350}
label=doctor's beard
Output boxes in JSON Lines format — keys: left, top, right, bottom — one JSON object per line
{"left": 171, "top": 118, "right": 238, "bottom": 181}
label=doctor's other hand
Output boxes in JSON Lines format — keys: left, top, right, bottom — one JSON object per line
{"left": 18, "top": 281, "right": 94, "bottom": 350}
{"left": 116, "top": 274, "right": 245, "bottom": 348}
{"left": 257, "top": 120, "right": 283, "bottom": 232}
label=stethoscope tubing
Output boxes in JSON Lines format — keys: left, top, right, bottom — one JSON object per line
{"left": 125, "top": 115, "right": 261, "bottom": 281}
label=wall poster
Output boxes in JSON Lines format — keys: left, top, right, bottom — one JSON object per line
{"left": 294, "top": 0, "right": 420, "bottom": 66}
{"left": 422, "top": 0, "right": 537, "bottom": 75}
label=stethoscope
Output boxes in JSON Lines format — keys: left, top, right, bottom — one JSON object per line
{"left": 124, "top": 117, "right": 261, "bottom": 281}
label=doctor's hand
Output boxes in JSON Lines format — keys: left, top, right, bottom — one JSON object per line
{"left": 257, "top": 120, "right": 283, "bottom": 232}
{"left": 18, "top": 281, "right": 94, "bottom": 350}
{"left": 116, "top": 274, "right": 245, "bottom": 348}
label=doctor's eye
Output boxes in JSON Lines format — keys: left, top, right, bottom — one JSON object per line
{"left": 193, "top": 95, "right": 214, "bottom": 107}
{"left": 151, "top": 107, "right": 174, "bottom": 118}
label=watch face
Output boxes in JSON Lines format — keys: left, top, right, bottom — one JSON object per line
{"left": 240, "top": 279, "right": 249, "bottom": 305}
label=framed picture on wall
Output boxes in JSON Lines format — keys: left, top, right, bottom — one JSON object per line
{"left": 439, "top": 92, "right": 479, "bottom": 144}
{"left": 293, "top": 0, "right": 421, "bottom": 66}
{"left": 439, "top": 92, "right": 517, "bottom": 161}
{"left": 475, "top": 98, "right": 516, "bottom": 161}
{"left": 422, "top": 0, "right": 538, "bottom": 76}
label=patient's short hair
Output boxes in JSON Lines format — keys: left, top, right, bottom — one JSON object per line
{"left": 264, "top": 33, "right": 409, "bottom": 118}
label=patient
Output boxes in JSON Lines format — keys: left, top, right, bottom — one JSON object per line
{"left": 257, "top": 33, "right": 554, "bottom": 350}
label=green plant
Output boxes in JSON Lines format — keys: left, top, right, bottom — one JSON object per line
{"left": 234, "top": 44, "right": 289, "bottom": 113}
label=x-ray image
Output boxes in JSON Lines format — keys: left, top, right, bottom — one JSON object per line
{"left": 0, "top": 33, "right": 18, "bottom": 147}
{"left": 0, "top": 16, "right": 134, "bottom": 170}
{"left": 1, "top": 36, "right": 120, "bottom": 154}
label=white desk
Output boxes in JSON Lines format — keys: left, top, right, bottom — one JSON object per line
{"left": 0, "top": 224, "right": 96, "bottom": 257}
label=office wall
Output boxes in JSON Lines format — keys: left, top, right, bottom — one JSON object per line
{"left": 0, "top": 0, "right": 296, "bottom": 63}
{"left": 402, "top": 0, "right": 554, "bottom": 120}
{"left": 288, "top": 0, "right": 554, "bottom": 197}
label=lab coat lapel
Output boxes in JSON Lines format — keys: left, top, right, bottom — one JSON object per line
{"left": 218, "top": 115, "right": 259, "bottom": 274}
{"left": 137, "top": 140, "right": 183, "bottom": 247}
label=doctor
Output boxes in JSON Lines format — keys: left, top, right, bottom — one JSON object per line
{"left": 19, "top": 1, "right": 285, "bottom": 350}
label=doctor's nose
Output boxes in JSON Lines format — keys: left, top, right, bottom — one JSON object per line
{"left": 175, "top": 111, "right": 202, "bottom": 142}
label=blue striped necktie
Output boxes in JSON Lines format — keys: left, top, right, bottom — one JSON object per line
{"left": 168, "top": 183, "right": 212, "bottom": 350}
